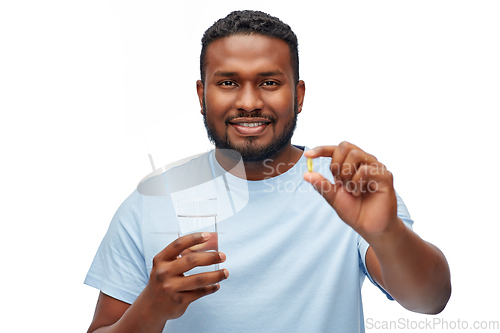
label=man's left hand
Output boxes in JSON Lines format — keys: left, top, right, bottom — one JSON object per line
{"left": 303, "top": 141, "right": 399, "bottom": 239}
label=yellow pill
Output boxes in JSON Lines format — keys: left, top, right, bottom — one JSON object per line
{"left": 307, "top": 157, "right": 313, "bottom": 172}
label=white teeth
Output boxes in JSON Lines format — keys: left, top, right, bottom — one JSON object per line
{"left": 237, "top": 122, "right": 265, "bottom": 127}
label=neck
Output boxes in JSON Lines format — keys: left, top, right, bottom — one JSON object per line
{"left": 215, "top": 144, "right": 303, "bottom": 181}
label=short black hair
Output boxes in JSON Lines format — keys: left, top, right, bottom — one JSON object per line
{"left": 200, "top": 10, "right": 299, "bottom": 85}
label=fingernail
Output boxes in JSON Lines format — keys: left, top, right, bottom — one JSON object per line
{"left": 219, "top": 252, "right": 226, "bottom": 261}
{"left": 201, "top": 232, "right": 210, "bottom": 240}
{"left": 223, "top": 269, "right": 229, "bottom": 279}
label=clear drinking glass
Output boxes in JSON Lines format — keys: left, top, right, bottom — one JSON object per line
{"left": 177, "top": 198, "right": 218, "bottom": 274}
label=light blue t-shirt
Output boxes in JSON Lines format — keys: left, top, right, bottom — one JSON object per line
{"left": 85, "top": 148, "right": 413, "bottom": 332}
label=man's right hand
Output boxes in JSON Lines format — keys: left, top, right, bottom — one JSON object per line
{"left": 143, "top": 232, "right": 228, "bottom": 321}
{"left": 87, "top": 232, "right": 228, "bottom": 333}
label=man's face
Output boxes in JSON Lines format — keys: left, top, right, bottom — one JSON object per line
{"left": 197, "top": 34, "right": 305, "bottom": 162}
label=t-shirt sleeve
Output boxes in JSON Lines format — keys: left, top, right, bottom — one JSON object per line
{"left": 358, "top": 191, "right": 414, "bottom": 300}
{"left": 84, "top": 190, "right": 148, "bottom": 304}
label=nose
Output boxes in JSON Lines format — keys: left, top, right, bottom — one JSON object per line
{"left": 234, "top": 84, "right": 264, "bottom": 112}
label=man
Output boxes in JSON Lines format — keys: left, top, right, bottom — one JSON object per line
{"left": 85, "top": 10, "right": 451, "bottom": 332}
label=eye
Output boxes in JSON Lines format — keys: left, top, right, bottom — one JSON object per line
{"left": 219, "top": 80, "right": 236, "bottom": 86}
{"left": 261, "top": 80, "right": 281, "bottom": 88}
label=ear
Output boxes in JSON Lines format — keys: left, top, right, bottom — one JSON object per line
{"left": 296, "top": 80, "right": 305, "bottom": 114}
{"left": 196, "top": 80, "right": 204, "bottom": 115}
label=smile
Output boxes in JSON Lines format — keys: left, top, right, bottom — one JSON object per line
{"left": 230, "top": 121, "right": 271, "bottom": 135}
{"left": 235, "top": 122, "right": 267, "bottom": 127}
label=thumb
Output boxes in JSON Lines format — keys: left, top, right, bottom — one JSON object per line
{"left": 303, "top": 172, "right": 339, "bottom": 207}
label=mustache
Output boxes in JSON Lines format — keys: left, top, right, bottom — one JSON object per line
{"left": 224, "top": 113, "right": 276, "bottom": 125}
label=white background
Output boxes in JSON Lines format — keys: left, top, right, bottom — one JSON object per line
{"left": 1, "top": 0, "right": 499, "bottom": 331}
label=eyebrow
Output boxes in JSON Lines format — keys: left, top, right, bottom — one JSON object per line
{"left": 214, "top": 70, "right": 285, "bottom": 77}
{"left": 257, "top": 70, "right": 285, "bottom": 77}
{"left": 214, "top": 71, "right": 237, "bottom": 77}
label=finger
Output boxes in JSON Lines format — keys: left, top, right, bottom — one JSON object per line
{"left": 304, "top": 145, "right": 337, "bottom": 158}
{"left": 186, "top": 235, "right": 219, "bottom": 253}
{"left": 331, "top": 141, "right": 354, "bottom": 181}
{"left": 179, "top": 269, "right": 229, "bottom": 292}
{"left": 350, "top": 164, "right": 392, "bottom": 196}
{"left": 180, "top": 282, "right": 222, "bottom": 305}
{"left": 155, "top": 232, "right": 212, "bottom": 262}
{"left": 340, "top": 149, "right": 378, "bottom": 188}
{"left": 303, "top": 171, "right": 340, "bottom": 207}
{"left": 172, "top": 251, "right": 227, "bottom": 276}
{"left": 167, "top": 269, "right": 228, "bottom": 306}
{"left": 160, "top": 282, "right": 221, "bottom": 313}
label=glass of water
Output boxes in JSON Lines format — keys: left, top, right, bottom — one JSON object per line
{"left": 177, "top": 198, "right": 218, "bottom": 274}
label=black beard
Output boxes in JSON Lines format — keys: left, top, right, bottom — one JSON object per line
{"left": 203, "top": 102, "right": 298, "bottom": 163}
